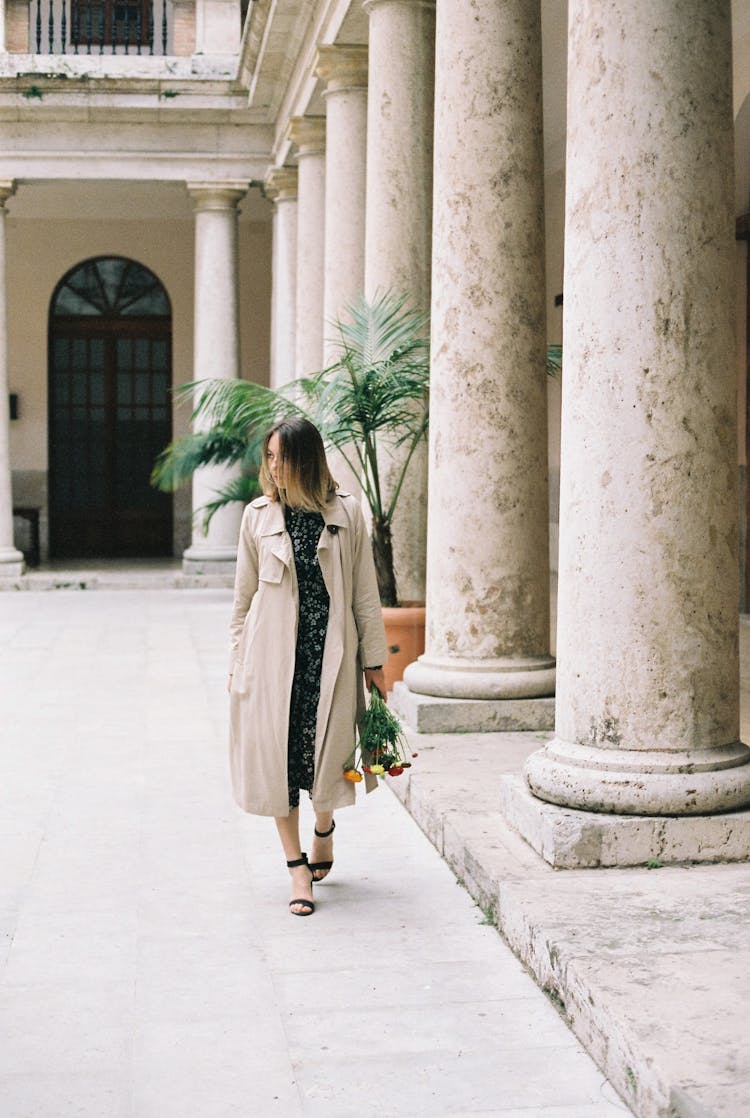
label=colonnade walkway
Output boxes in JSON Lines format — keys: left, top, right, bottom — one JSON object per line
{"left": 0, "top": 588, "right": 630, "bottom": 1118}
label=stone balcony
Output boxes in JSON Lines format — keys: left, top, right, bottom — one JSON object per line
{"left": 0, "top": 0, "right": 244, "bottom": 82}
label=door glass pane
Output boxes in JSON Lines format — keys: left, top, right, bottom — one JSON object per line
{"left": 117, "top": 337, "right": 132, "bottom": 369}
{"left": 90, "top": 372, "right": 105, "bottom": 405}
{"left": 72, "top": 339, "right": 88, "bottom": 372}
{"left": 117, "top": 377, "right": 131, "bottom": 405}
{"left": 72, "top": 372, "right": 87, "bottom": 406}
{"left": 152, "top": 340, "right": 167, "bottom": 372}
{"left": 134, "top": 373, "right": 150, "bottom": 405}
{"left": 54, "top": 338, "right": 69, "bottom": 370}
{"left": 134, "top": 338, "right": 149, "bottom": 371}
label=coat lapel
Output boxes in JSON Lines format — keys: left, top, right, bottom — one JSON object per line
{"left": 259, "top": 501, "right": 292, "bottom": 568}
{"left": 317, "top": 494, "right": 348, "bottom": 597}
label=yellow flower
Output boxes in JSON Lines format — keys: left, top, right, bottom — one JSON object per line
{"left": 369, "top": 764, "right": 385, "bottom": 775}
{"left": 343, "top": 768, "right": 363, "bottom": 783}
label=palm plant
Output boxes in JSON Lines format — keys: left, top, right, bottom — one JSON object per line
{"left": 152, "top": 291, "right": 430, "bottom": 607}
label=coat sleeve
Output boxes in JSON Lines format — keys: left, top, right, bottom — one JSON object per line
{"left": 349, "top": 502, "right": 388, "bottom": 669}
{"left": 228, "top": 504, "right": 259, "bottom": 674}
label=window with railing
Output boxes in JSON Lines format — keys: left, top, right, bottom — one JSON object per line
{"left": 29, "top": 0, "right": 169, "bottom": 55}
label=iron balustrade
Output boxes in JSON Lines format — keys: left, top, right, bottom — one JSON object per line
{"left": 30, "top": 0, "right": 169, "bottom": 55}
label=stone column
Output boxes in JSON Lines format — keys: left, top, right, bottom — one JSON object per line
{"left": 314, "top": 45, "right": 368, "bottom": 359}
{"left": 182, "top": 181, "right": 247, "bottom": 575}
{"left": 398, "top": 0, "right": 554, "bottom": 729}
{"left": 363, "top": 0, "right": 435, "bottom": 604}
{"left": 265, "top": 167, "right": 298, "bottom": 389}
{"left": 0, "top": 182, "right": 24, "bottom": 579}
{"left": 287, "top": 117, "right": 326, "bottom": 377}
{"left": 519, "top": 0, "right": 750, "bottom": 824}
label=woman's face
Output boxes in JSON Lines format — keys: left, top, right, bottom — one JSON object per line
{"left": 267, "top": 432, "right": 283, "bottom": 487}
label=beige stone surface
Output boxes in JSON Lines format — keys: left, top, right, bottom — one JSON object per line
{"left": 405, "top": 0, "right": 552, "bottom": 701}
{"left": 265, "top": 166, "right": 298, "bottom": 388}
{"left": 388, "top": 620, "right": 750, "bottom": 1118}
{"left": 525, "top": 0, "right": 750, "bottom": 817}
{"left": 287, "top": 116, "right": 326, "bottom": 378}
{"left": 392, "top": 680, "right": 554, "bottom": 733}
{"left": 171, "top": 0, "right": 197, "bottom": 56}
{"left": 0, "top": 588, "right": 629, "bottom": 1118}
{"left": 4, "top": 0, "right": 27, "bottom": 53}
{"left": 363, "top": 0, "right": 435, "bottom": 604}
{"left": 315, "top": 45, "right": 368, "bottom": 358}
{"left": 183, "top": 184, "right": 247, "bottom": 572}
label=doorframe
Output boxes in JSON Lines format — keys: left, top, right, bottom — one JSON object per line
{"left": 47, "top": 258, "right": 173, "bottom": 560}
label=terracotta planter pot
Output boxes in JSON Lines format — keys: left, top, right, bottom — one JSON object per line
{"left": 381, "top": 603, "right": 426, "bottom": 692}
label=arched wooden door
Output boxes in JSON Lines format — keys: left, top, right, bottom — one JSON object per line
{"left": 48, "top": 256, "right": 173, "bottom": 558}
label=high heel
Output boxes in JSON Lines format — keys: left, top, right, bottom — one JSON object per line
{"left": 309, "top": 819, "right": 336, "bottom": 882}
{"left": 286, "top": 853, "right": 315, "bottom": 916}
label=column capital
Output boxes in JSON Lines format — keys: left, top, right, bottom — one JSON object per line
{"left": 0, "top": 181, "right": 16, "bottom": 209}
{"left": 314, "top": 44, "right": 368, "bottom": 94}
{"left": 286, "top": 116, "right": 326, "bottom": 157}
{"left": 264, "top": 166, "right": 298, "bottom": 202}
{"left": 363, "top": 0, "right": 435, "bottom": 12}
{"left": 186, "top": 181, "right": 248, "bottom": 212}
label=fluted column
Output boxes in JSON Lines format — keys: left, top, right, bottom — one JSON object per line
{"left": 314, "top": 45, "right": 368, "bottom": 359}
{"left": 363, "top": 0, "right": 435, "bottom": 604}
{"left": 523, "top": 0, "right": 750, "bottom": 818}
{"left": 287, "top": 117, "right": 326, "bottom": 378}
{"left": 182, "top": 181, "right": 247, "bottom": 574}
{"left": 0, "top": 182, "right": 23, "bottom": 578}
{"left": 401, "top": 0, "right": 554, "bottom": 714}
{"left": 265, "top": 167, "right": 298, "bottom": 389}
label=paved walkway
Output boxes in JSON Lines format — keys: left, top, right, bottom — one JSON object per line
{"left": 0, "top": 589, "right": 631, "bottom": 1118}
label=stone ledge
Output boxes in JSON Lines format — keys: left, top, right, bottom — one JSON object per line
{"left": 0, "top": 572, "right": 234, "bottom": 591}
{"left": 386, "top": 640, "right": 750, "bottom": 1118}
{"left": 499, "top": 775, "right": 750, "bottom": 868}
{"left": 391, "top": 680, "right": 555, "bottom": 733}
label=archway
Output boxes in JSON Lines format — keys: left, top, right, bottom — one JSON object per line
{"left": 48, "top": 256, "right": 173, "bottom": 558}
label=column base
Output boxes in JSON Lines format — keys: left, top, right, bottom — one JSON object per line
{"left": 403, "top": 653, "right": 555, "bottom": 700}
{"left": 0, "top": 547, "right": 25, "bottom": 578}
{"left": 391, "top": 680, "right": 555, "bottom": 733}
{"left": 500, "top": 774, "right": 750, "bottom": 868}
{"left": 182, "top": 544, "right": 237, "bottom": 577}
{"left": 525, "top": 737, "right": 750, "bottom": 815}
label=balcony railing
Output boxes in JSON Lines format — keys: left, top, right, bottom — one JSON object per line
{"left": 29, "top": 0, "right": 169, "bottom": 55}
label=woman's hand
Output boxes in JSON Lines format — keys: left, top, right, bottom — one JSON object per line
{"left": 364, "top": 666, "right": 386, "bottom": 698}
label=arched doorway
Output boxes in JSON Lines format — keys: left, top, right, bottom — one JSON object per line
{"left": 48, "top": 256, "right": 173, "bottom": 558}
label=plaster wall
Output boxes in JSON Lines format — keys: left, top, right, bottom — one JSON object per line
{"left": 6, "top": 213, "right": 271, "bottom": 557}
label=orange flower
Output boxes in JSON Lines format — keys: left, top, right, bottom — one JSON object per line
{"left": 343, "top": 768, "right": 363, "bottom": 783}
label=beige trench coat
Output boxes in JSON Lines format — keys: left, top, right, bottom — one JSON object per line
{"left": 228, "top": 491, "right": 388, "bottom": 817}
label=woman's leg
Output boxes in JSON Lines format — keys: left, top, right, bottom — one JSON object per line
{"left": 310, "top": 809, "right": 335, "bottom": 882}
{"left": 275, "top": 808, "right": 314, "bottom": 914}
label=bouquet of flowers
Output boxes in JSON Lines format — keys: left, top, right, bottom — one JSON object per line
{"left": 343, "top": 686, "right": 417, "bottom": 783}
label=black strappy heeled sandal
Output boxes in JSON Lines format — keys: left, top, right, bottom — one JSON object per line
{"left": 309, "top": 819, "right": 336, "bottom": 882}
{"left": 286, "top": 853, "right": 315, "bottom": 916}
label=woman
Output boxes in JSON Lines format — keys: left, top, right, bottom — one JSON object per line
{"left": 228, "top": 418, "right": 387, "bottom": 916}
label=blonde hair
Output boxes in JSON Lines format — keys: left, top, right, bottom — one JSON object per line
{"left": 260, "top": 418, "right": 337, "bottom": 511}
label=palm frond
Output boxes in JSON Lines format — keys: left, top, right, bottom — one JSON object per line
{"left": 546, "top": 344, "right": 562, "bottom": 377}
{"left": 196, "top": 474, "right": 261, "bottom": 532}
{"left": 151, "top": 429, "right": 248, "bottom": 491}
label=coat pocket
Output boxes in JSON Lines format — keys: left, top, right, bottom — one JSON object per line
{"left": 258, "top": 550, "right": 285, "bottom": 584}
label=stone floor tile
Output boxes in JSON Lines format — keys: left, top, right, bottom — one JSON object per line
{"left": 293, "top": 1046, "right": 618, "bottom": 1117}
{"left": 4, "top": 908, "right": 138, "bottom": 986}
{"left": 132, "top": 1017, "right": 302, "bottom": 1118}
{"left": 0, "top": 981, "right": 134, "bottom": 1075}
{"left": 0, "top": 1072, "right": 132, "bottom": 1118}
{"left": 0, "top": 590, "right": 632, "bottom": 1118}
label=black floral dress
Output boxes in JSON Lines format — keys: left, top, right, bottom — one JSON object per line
{"left": 284, "top": 506, "right": 330, "bottom": 809}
